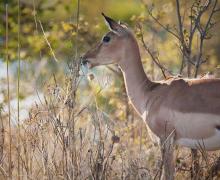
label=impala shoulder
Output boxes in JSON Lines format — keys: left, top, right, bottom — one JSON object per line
{"left": 170, "top": 78, "right": 187, "bottom": 85}
{"left": 167, "top": 78, "right": 188, "bottom": 90}
{"left": 160, "top": 77, "right": 187, "bottom": 86}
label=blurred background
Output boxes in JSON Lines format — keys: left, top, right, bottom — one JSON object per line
{"left": 0, "top": 0, "right": 220, "bottom": 179}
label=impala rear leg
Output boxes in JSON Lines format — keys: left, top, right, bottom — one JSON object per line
{"left": 160, "top": 132, "right": 175, "bottom": 180}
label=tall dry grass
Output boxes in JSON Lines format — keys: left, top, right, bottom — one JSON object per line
{"left": 0, "top": 64, "right": 219, "bottom": 179}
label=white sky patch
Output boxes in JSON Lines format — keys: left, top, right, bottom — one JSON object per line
{"left": 0, "top": 93, "right": 4, "bottom": 104}
{"left": 3, "top": 93, "right": 44, "bottom": 125}
{"left": 0, "top": 61, "right": 7, "bottom": 79}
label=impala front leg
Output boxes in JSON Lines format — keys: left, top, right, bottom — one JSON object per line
{"left": 160, "top": 134, "right": 175, "bottom": 180}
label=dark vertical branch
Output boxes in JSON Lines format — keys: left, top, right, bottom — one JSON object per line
{"left": 176, "top": 0, "right": 185, "bottom": 46}
{"left": 176, "top": 0, "right": 193, "bottom": 77}
{"left": 194, "top": 0, "right": 218, "bottom": 77}
{"left": 191, "top": 149, "right": 200, "bottom": 179}
{"left": 179, "top": 53, "right": 185, "bottom": 74}
{"left": 68, "top": 0, "right": 81, "bottom": 178}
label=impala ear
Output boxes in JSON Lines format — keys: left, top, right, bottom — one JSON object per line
{"left": 102, "top": 13, "right": 125, "bottom": 33}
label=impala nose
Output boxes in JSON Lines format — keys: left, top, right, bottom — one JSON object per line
{"left": 80, "top": 56, "right": 89, "bottom": 66}
{"left": 82, "top": 60, "right": 89, "bottom": 65}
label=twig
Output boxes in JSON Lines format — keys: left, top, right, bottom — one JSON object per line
{"left": 137, "top": 24, "right": 173, "bottom": 78}
{"left": 32, "top": 0, "right": 38, "bottom": 31}
{"left": 176, "top": 0, "right": 194, "bottom": 76}
{"left": 145, "top": 3, "right": 180, "bottom": 40}
{"left": 194, "top": 0, "right": 218, "bottom": 77}
{"left": 203, "top": 0, "right": 218, "bottom": 37}
{"left": 161, "top": 129, "right": 176, "bottom": 148}
{"left": 38, "top": 20, "right": 58, "bottom": 62}
{"left": 189, "top": 0, "right": 212, "bottom": 47}
{"left": 176, "top": 0, "right": 185, "bottom": 47}
{"left": 0, "top": 165, "right": 7, "bottom": 178}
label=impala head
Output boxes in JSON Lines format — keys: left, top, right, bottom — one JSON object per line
{"left": 81, "top": 13, "right": 138, "bottom": 68}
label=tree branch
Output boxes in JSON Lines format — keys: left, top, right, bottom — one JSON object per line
{"left": 145, "top": 5, "right": 180, "bottom": 40}
{"left": 189, "top": 0, "right": 212, "bottom": 48}
{"left": 202, "top": 0, "right": 218, "bottom": 38}
{"left": 194, "top": 0, "right": 218, "bottom": 77}
{"left": 137, "top": 24, "right": 174, "bottom": 78}
{"left": 176, "top": 0, "right": 185, "bottom": 46}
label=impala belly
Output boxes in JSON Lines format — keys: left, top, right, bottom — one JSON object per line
{"left": 176, "top": 129, "right": 220, "bottom": 150}
{"left": 172, "top": 110, "right": 220, "bottom": 150}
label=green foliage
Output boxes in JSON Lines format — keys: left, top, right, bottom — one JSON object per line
{"left": 0, "top": 0, "right": 144, "bottom": 62}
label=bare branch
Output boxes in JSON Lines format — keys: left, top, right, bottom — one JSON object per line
{"left": 39, "top": 20, "right": 59, "bottom": 62}
{"left": 194, "top": 0, "right": 218, "bottom": 77}
{"left": 141, "top": 0, "right": 220, "bottom": 78}
{"left": 137, "top": 24, "right": 174, "bottom": 78}
{"left": 189, "top": 0, "right": 212, "bottom": 47}
{"left": 145, "top": 6, "right": 180, "bottom": 40}
{"left": 202, "top": 0, "right": 218, "bottom": 38}
{"left": 176, "top": 0, "right": 185, "bottom": 46}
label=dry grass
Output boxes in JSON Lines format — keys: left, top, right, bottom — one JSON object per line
{"left": 0, "top": 62, "right": 220, "bottom": 180}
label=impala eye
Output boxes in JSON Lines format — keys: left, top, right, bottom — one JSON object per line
{"left": 103, "top": 36, "right": 111, "bottom": 43}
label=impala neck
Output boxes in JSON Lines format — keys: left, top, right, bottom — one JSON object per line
{"left": 119, "top": 38, "right": 153, "bottom": 115}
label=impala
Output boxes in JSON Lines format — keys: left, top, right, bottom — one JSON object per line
{"left": 81, "top": 13, "right": 220, "bottom": 180}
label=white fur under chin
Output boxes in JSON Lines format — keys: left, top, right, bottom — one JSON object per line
{"left": 81, "top": 62, "right": 92, "bottom": 75}
{"left": 86, "top": 62, "right": 92, "bottom": 69}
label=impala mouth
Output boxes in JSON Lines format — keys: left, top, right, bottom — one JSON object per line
{"left": 81, "top": 59, "right": 89, "bottom": 65}
{"left": 81, "top": 59, "right": 93, "bottom": 69}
